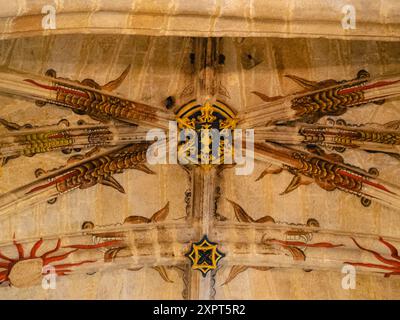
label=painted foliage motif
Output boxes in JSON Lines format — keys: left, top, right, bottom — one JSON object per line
{"left": 0, "top": 36, "right": 400, "bottom": 298}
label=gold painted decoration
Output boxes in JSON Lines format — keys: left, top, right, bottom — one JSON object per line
{"left": 186, "top": 235, "right": 225, "bottom": 277}
{"left": 176, "top": 99, "right": 237, "bottom": 165}
{"left": 254, "top": 118, "right": 400, "bottom": 159}
{"left": 176, "top": 99, "right": 237, "bottom": 131}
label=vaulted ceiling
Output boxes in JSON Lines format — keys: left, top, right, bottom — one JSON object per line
{"left": 0, "top": 1, "right": 400, "bottom": 299}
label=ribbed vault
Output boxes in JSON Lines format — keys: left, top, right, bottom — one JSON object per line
{"left": 0, "top": 3, "right": 400, "bottom": 299}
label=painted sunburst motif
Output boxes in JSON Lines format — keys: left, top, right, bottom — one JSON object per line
{"left": 0, "top": 238, "right": 120, "bottom": 288}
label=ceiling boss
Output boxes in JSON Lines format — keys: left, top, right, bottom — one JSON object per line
{"left": 175, "top": 99, "right": 238, "bottom": 166}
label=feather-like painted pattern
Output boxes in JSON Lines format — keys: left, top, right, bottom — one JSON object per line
{"left": 285, "top": 246, "right": 306, "bottom": 261}
{"left": 227, "top": 200, "right": 254, "bottom": 222}
{"left": 153, "top": 266, "right": 174, "bottom": 283}
{"left": 255, "top": 164, "right": 283, "bottom": 182}
{"left": 221, "top": 265, "right": 248, "bottom": 286}
{"left": 123, "top": 216, "right": 150, "bottom": 224}
{"left": 100, "top": 176, "right": 125, "bottom": 193}
{"left": 280, "top": 175, "right": 312, "bottom": 195}
{"left": 150, "top": 202, "right": 169, "bottom": 222}
{"left": 251, "top": 91, "right": 283, "bottom": 102}
{"left": 102, "top": 65, "right": 131, "bottom": 91}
